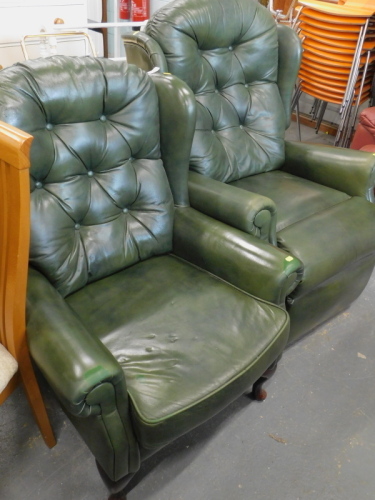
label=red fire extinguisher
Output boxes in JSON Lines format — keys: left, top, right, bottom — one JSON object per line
{"left": 119, "top": 0, "right": 131, "bottom": 20}
{"left": 119, "top": 0, "right": 149, "bottom": 22}
{"left": 131, "top": 0, "right": 150, "bottom": 22}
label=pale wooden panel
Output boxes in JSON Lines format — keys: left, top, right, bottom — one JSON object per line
{"left": 0, "top": 121, "right": 56, "bottom": 447}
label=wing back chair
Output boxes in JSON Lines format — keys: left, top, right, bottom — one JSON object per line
{"left": 124, "top": 0, "right": 375, "bottom": 342}
{"left": 0, "top": 56, "right": 303, "bottom": 495}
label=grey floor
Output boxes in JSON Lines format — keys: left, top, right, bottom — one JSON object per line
{"left": 2, "top": 122, "right": 375, "bottom": 500}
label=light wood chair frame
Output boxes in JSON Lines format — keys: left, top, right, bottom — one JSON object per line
{"left": 0, "top": 121, "right": 56, "bottom": 448}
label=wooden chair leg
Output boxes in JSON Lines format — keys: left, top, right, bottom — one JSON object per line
{"left": 249, "top": 358, "right": 280, "bottom": 402}
{"left": 19, "top": 345, "right": 56, "bottom": 448}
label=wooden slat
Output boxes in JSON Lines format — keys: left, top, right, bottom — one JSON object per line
{"left": 0, "top": 120, "right": 56, "bottom": 448}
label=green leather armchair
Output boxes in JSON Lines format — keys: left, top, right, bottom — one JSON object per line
{"left": 124, "top": 0, "right": 375, "bottom": 342}
{"left": 0, "top": 56, "right": 301, "bottom": 495}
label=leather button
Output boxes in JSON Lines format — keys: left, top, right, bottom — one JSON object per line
{"left": 244, "top": 84, "right": 249, "bottom": 88}
{"left": 122, "top": 208, "right": 128, "bottom": 213}
{"left": 240, "top": 125, "right": 244, "bottom": 130}
{"left": 211, "top": 130, "right": 215, "bottom": 134}
{"left": 100, "top": 115, "right": 106, "bottom": 122}
{"left": 74, "top": 223, "right": 81, "bottom": 230}
{"left": 87, "top": 171, "right": 94, "bottom": 177}
{"left": 35, "top": 181, "right": 43, "bottom": 189}
{"left": 215, "top": 89, "right": 219, "bottom": 94}
{"left": 228, "top": 46, "right": 233, "bottom": 51}
{"left": 46, "top": 124, "right": 53, "bottom": 130}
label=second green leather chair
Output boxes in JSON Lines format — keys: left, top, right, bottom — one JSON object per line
{"left": 124, "top": 0, "right": 375, "bottom": 343}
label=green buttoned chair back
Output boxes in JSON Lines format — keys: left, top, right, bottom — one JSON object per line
{"left": 146, "top": 0, "right": 289, "bottom": 182}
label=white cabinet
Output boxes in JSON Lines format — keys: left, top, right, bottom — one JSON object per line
{"left": 0, "top": 0, "right": 89, "bottom": 68}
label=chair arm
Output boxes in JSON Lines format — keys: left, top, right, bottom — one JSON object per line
{"left": 188, "top": 171, "right": 277, "bottom": 244}
{"left": 173, "top": 207, "right": 303, "bottom": 307}
{"left": 283, "top": 141, "right": 375, "bottom": 202}
{"left": 123, "top": 31, "right": 168, "bottom": 72}
{"left": 26, "top": 267, "right": 126, "bottom": 417}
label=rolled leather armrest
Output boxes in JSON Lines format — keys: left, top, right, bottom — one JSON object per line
{"left": 188, "top": 171, "right": 277, "bottom": 244}
{"left": 283, "top": 141, "right": 375, "bottom": 202}
{"left": 26, "top": 267, "right": 126, "bottom": 417}
{"left": 173, "top": 207, "right": 303, "bottom": 307}
{"left": 123, "top": 32, "right": 168, "bottom": 73}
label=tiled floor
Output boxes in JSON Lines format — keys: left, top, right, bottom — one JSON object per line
{"left": 2, "top": 122, "right": 375, "bottom": 500}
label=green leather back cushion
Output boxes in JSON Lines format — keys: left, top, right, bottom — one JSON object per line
{"left": 146, "top": 0, "right": 286, "bottom": 182}
{"left": 0, "top": 57, "right": 174, "bottom": 297}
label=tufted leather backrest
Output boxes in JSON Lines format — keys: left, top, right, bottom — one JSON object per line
{"left": 146, "top": 0, "right": 286, "bottom": 182}
{"left": 0, "top": 56, "right": 174, "bottom": 297}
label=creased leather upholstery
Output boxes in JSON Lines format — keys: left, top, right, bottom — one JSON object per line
{"left": 146, "top": 0, "right": 286, "bottom": 182}
{"left": 0, "top": 57, "right": 173, "bottom": 297}
{"left": 0, "top": 56, "right": 295, "bottom": 485}
{"left": 67, "top": 254, "right": 288, "bottom": 450}
{"left": 230, "top": 170, "right": 350, "bottom": 232}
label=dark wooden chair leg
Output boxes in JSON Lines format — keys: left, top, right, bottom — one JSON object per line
{"left": 96, "top": 460, "right": 135, "bottom": 499}
{"left": 248, "top": 358, "right": 279, "bottom": 402}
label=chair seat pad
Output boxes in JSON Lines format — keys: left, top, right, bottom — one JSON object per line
{"left": 229, "top": 170, "right": 350, "bottom": 231}
{"left": 229, "top": 171, "right": 375, "bottom": 293}
{"left": 66, "top": 255, "right": 289, "bottom": 450}
{"left": 277, "top": 196, "right": 375, "bottom": 295}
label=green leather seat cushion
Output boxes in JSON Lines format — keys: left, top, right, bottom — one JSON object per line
{"left": 277, "top": 197, "right": 375, "bottom": 296}
{"left": 66, "top": 254, "right": 289, "bottom": 450}
{"left": 229, "top": 170, "right": 350, "bottom": 231}
{"left": 229, "top": 171, "right": 375, "bottom": 295}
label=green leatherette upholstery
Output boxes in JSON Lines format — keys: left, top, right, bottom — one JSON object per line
{"left": 0, "top": 57, "right": 174, "bottom": 297}
{"left": 124, "top": 0, "right": 375, "bottom": 342}
{"left": 146, "top": 0, "right": 286, "bottom": 182}
{"left": 283, "top": 141, "right": 375, "bottom": 202}
{"left": 66, "top": 254, "right": 288, "bottom": 450}
{"left": 229, "top": 170, "right": 350, "bottom": 232}
{"left": 0, "top": 56, "right": 295, "bottom": 483}
{"left": 123, "top": 22, "right": 300, "bottom": 129}
{"left": 188, "top": 172, "right": 278, "bottom": 243}
{"left": 173, "top": 207, "right": 302, "bottom": 306}
{"left": 123, "top": 30, "right": 169, "bottom": 73}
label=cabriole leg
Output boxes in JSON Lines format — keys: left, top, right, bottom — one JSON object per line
{"left": 249, "top": 358, "right": 279, "bottom": 401}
